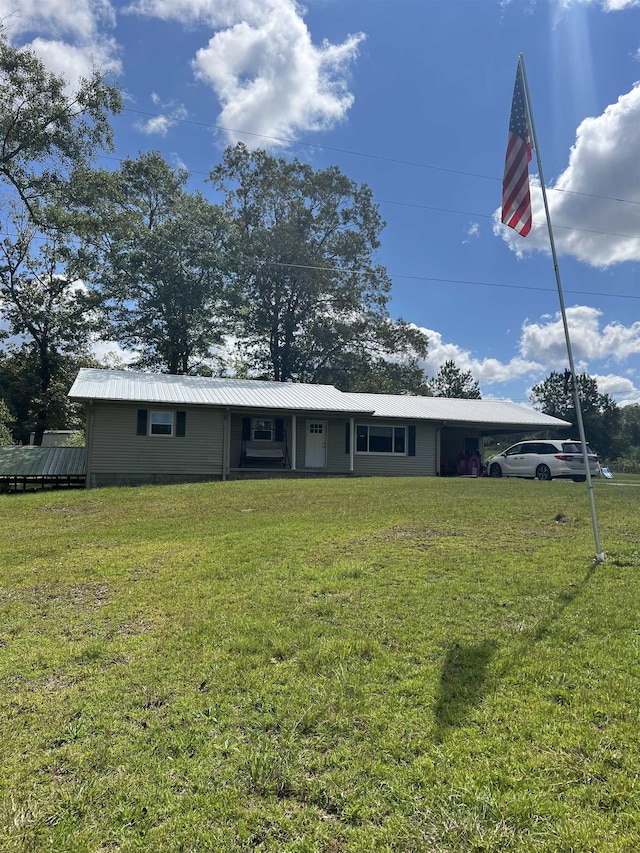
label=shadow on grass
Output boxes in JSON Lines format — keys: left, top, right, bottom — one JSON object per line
{"left": 432, "top": 563, "right": 599, "bottom": 741}
{"left": 433, "top": 639, "right": 497, "bottom": 741}
{"left": 530, "top": 562, "right": 597, "bottom": 643}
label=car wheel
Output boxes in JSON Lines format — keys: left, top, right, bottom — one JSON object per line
{"left": 489, "top": 463, "right": 502, "bottom": 478}
{"left": 536, "top": 464, "right": 552, "bottom": 481}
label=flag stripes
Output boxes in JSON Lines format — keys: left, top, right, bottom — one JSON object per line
{"left": 502, "top": 62, "right": 532, "bottom": 237}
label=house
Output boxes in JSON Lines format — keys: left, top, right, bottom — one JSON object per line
{"left": 68, "top": 368, "right": 571, "bottom": 488}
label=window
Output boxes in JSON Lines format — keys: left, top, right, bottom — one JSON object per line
{"left": 356, "top": 424, "right": 406, "bottom": 454}
{"left": 536, "top": 443, "right": 557, "bottom": 455}
{"left": 252, "top": 418, "right": 273, "bottom": 441}
{"left": 505, "top": 444, "right": 524, "bottom": 456}
{"left": 150, "top": 411, "right": 174, "bottom": 436}
{"left": 137, "top": 409, "right": 186, "bottom": 437}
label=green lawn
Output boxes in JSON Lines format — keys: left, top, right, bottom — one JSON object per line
{"left": 1, "top": 476, "right": 638, "bottom": 852}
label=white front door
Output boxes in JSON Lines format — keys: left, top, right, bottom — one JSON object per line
{"left": 305, "top": 420, "right": 327, "bottom": 468}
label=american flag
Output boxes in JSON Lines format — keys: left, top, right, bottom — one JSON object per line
{"left": 502, "top": 62, "right": 532, "bottom": 237}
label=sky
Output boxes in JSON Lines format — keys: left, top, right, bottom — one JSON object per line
{"left": 2, "top": 0, "right": 639, "bottom": 406}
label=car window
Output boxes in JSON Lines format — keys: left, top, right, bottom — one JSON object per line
{"left": 562, "top": 442, "right": 594, "bottom": 455}
{"left": 521, "top": 444, "right": 539, "bottom": 454}
{"left": 505, "top": 444, "right": 523, "bottom": 456}
{"left": 537, "top": 443, "right": 557, "bottom": 455}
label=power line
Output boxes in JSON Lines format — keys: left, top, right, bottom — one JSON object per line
{"left": 262, "top": 261, "right": 639, "bottom": 300}
{"left": 96, "top": 152, "right": 640, "bottom": 242}
{"left": 1, "top": 229, "right": 636, "bottom": 301}
{"left": 375, "top": 198, "right": 640, "bottom": 241}
{"left": 122, "top": 106, "right": 640, "bottom": 207}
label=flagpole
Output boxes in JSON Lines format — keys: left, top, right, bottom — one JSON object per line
{"left": 518, "top": 53, "right": 605, "bottom": 563}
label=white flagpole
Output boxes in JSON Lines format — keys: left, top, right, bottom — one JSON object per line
{"left": 518, "top": 53, "right": 605, "bottom": 563}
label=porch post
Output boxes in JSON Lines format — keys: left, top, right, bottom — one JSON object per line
{"left": 291, "top": 415, "right": 297, "bottom": 470}
{"left": 349, "top": 417, "right": 354, "bottom": 472}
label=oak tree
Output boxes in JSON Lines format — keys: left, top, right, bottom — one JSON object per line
{"left": 209, "top": 143, "right": 428, "bottom": 388}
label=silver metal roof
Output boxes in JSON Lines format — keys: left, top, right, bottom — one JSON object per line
{"left": 341, "top": 392, "right": 571, "bottom": 428}
{"left": 0, "top": 446, "right": 86, "bottom": 477}
{"left": 69, "top": 368, "right": 570, "bottom": 429}
{"left": 69, "top": 368, "right": 374, "bottom": 414}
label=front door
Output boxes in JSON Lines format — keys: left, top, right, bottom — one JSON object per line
{"left": 305, "top": 420, "right": 327, "bottom": 468}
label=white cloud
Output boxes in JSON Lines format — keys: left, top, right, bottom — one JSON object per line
{"left": 0, "top": 0, "right": 121, "bottom": 88}
{"left": 91, "top": 338, "right": 138, "bottom": 367}
{"left": 27, "top": 37, "right": 121, "bottom": 85}
{"left": 413, "top": 326, "right": 543, "bottom": 387}
{"left": 136, "top": 115, "right": 175, "bottom": 136}
{"left": 520, "top": 305, "right": 640, "bottom": 366}
{"left": 127, "top": 0, "right": 365, "bottom": 149}
{"left": 135, "top": 100, "right": 188, "bottom": 136}
{"left": 558, "top": 0, "right": 640, "bottom": 9}
{"left": 0, "top": 0, "right": 115, "bottom": 41}
{"left": 409, "top": 311, "right": 639, "bottom": 405}
{"left": 462, "top": 222, "right": 480, "bottom": 244}
{"left": 495, "top": 84, "right": 640, "bottom": 267}
{"left": 593, "top": 373, "right": 640, "bottom": 404}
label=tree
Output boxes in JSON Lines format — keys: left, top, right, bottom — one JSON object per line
{"left": 0, "top": 347, "right": 94, "bottom": 445}
{"left": 0, "top": 219, "right": 99, "bottom": 443}
{"left": 0, "top": 32, "right": 121, "bottom": 441}
{"left": 0, "top": 398, "right": 13, "bottom": 444}
{"left": 0, "top": 31, "right": 121, "bottom": 223}
{"left": 430, "top": 360, "right": 481, "bottom": 399}
{"left": 614, "top": 404, "right": 640, "bottom": 471}
{"left": 529, "top": 371, "right": 621, "bottom": 459}
{"left": 209, "top": 143, "right": 428, "bottom": 387}
{"left": 619, "top": 404, "right": 640, "bottom": 448}
{"left": 82, "top": 152, "right": 228, "bottom": 374}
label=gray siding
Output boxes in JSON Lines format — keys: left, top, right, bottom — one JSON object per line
{"left": 349, "top": 420, "right": 437, "bottom": 477}
{"left": 280, "top": 416, "right": 437, "bottom": 476}
{"left": 88, "top": 403, "right": 223, "bottom": 487}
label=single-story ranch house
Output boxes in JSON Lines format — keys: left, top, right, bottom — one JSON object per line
{"left": 69, "top": 368, "right": 571, "bottom": 488}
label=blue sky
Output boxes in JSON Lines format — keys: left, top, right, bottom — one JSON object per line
{"left": 3, "top": 0, "right": 639, "bottom": 405}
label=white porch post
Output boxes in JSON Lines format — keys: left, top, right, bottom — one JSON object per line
{"left": 291, "top": 415, "right": 297, "bottom": 470}
{"left": 349, "top": 417, "right": 354, "bottom": 472}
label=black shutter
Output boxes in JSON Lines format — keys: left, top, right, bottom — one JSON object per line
{"left": 345, "top": 422, "right": 350, "bottom": 454}
{"left": 242, "top": 417, "right": 251, "bottom": 441}
{"left": 408, "top": 425, "right": 416, "bottom": 456}
{"left": 176, "top": 411, "right": 186, "bottom": 437}
{"left": 275, "top": 418, "right": 284, "bottom": 442}
{"left": 137, "top": 409, "right": 148, "bottom": 436}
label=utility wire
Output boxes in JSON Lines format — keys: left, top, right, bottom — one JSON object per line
{"left": 375, "top": 198, "right": 640, "bottom": 241}
{"left": 96, "top": 152, "right": 640, "bottom": 242}
{"left": 262, "top": 261, "right": 639, "bottom": 300}
{"left": 1, "top": 230, "right": 636, "bottom": 301}
{"left": 122, "top": 107, "right": 640, "bottom": 207}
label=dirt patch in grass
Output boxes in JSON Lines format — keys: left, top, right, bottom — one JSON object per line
{"left": 39, "top": 502, "right": 102, "bottom": 516}
{"left": 26, "top": 582, "right": 111, "bottom": 610}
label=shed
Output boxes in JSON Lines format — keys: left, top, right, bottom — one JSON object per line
{"left": 0, "top": 446, "right": 86, "bottom": 491}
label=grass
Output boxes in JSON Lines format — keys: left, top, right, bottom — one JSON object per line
{"left": 1, "top": 476, "right": 638, "bottom": 852}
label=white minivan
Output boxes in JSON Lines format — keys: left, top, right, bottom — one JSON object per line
{"left": 487, "top": 440, "right": 599, "bottom": 481}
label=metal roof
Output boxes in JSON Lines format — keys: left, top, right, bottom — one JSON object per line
{"left": 0, "top": 446, "right": 86, "bottom": 477}
{"left": 68, "top": 368, "right": 570, "bottom": 429}
{"left": 341, "top": 392, "right": 571, "bottom": 429}
{"left": 69, "top": 368, "right": 374, "bottom": 414}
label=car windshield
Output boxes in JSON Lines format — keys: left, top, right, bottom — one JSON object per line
{"left": 562, "top": 442, "right": 594, "bottom": 455}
